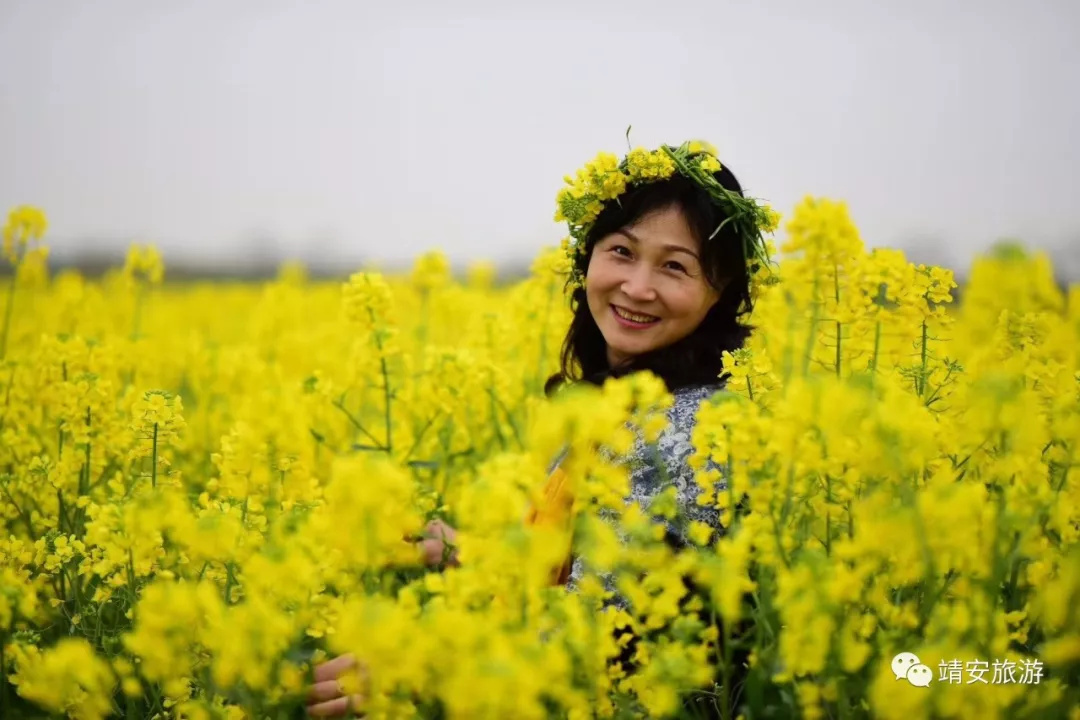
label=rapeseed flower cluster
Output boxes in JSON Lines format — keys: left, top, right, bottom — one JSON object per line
{"left": 0, "top": 199, "right": 1077, "bottom": 719}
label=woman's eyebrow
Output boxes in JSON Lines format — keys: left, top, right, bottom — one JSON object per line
{"left": 616, "top": 228, "right": 700, "bottom": 261}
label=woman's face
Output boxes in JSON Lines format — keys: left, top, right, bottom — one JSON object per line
{"left": 585, "top": 204, "right": 721, "bottom": 368}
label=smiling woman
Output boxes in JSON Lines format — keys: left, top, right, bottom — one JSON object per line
{"left": 306, "top": 142, "right": 776, "bottom": 717}
{"left": 538, "top": 146, "right": 770, "bottom": 714}
{"left": 586, "top": 205, "right": 722, "bottom": 367}
{"left": 546, "top": 156, "right": 763, "bottom": 393}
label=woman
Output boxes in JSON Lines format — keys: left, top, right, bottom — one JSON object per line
{"left": 305, "top": 141, "right": 774, "bottom": 717}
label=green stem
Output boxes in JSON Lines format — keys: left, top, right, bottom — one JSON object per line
{"left": 487, "top": 389, "right": 524, "bottom": 449}
{"left": 720, "top": 612, "right": 733, "bottom": 720}
{"left": 57, "top": 488, "right": 67, "bottom": 534}
{"left": 869, "top": 320, "right": 882, "bottom": 387}
{"left": 224, "top": 562, "right": 236, "bottom": 605}
{"left": 834, "top": 264, "right": 842, "bottom": 377}
{"left": 65, "top": 564, "right": 83, "bottom": 616}
{"left": 331, "top": 397, "right": 387, "bottom": 450}
{"left": 380, "top": 355, "right": 393, "bottom": 453}
{"left": 838, "top": 680, "right": 851, "bottom": 720}
{"left": 0, "top": 640, "right": 7, "bottom": 715}
{"left": 403, "top": 412, "right": 441, "bottom": 463}
{"left": 366, "top": 308, "right": 394, "bottom": 454}
{"left": 417, "top": 289, "right": 429, "bottom": 349}
{"left": 782, "top": 290, "right": 797, "bottom": 386}
{"left": 725, "top": 426, "right": 737, "bottom": 529}
{"left": 1052, "top": 460, "right": 1071, "bottom": 495}
{"left": 94, "top": 599, "right": 105, "bottom": 646}
{"left": 77, "top": 408, "right": 91, "bottom": 531}
{"left": 0, "top": 366, "right": 15, "bottom": 436}
{"left": 127, "top": 548, "right": 137, "bottom": 596}
{"left": 0, "top": 260, "right": 18, "bottom": 360}
{"left": 58, "top": 547, "right": 67, "bottom": 601}
{"left": 487, "top": 391, "right": 507, "bottom": 451}
{"left": 151, "top": 422, "right": 158, "bottom": 488}
{"left": 918, "top": 320, "right": 929, "bottom": 397}
{"left": 835, "top": 320, "right": 843, "bottom": 377}
{"left": 824, "top": 474, "right": 832, "bottom": 556}
{"left": 0, "top": 481, "right": 35, "bottom": 536}
{"left": 81, "top": 408, "right": 91, "bottom": 496}
{"left": 801, "top": 275, "right": 822, "bottom": 376}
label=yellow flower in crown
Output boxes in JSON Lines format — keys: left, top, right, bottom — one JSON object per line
{"left": 553, "top": 151, "right": 626, "bottom": 228}
{"left": 625, "top": 148, "right": 677, "bottom": 183}
{"left": 554, "top": 138, "right": 778, "bottom": 289}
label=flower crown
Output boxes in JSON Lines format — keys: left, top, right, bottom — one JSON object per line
{"left": 554, "top": 139, "right": 779, "bottom": 288}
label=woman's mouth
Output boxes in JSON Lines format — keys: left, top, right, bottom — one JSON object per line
{"left": 611, "top": 304, "right": 660, "bottom": 328}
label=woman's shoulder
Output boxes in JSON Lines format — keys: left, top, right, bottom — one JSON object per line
{"left": 632, "top": 382, "right": 725, "bottom": 465}
{"left": 621, "top": 381, "right": 726, "bottom": 492}
{"left": 667, "top": 382, "right": 725, "bottom": 427}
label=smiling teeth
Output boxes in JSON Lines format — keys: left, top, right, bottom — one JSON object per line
{"left": 614, "top": 306, "right": 658, "bottom": 323}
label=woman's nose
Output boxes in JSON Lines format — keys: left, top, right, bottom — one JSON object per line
{"left": 620, "top": 266, "right": 657, "bottom": 301}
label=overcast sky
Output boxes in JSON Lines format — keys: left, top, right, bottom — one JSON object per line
{"left": 1, "top": 0, "right": 1077, "bottom": 275}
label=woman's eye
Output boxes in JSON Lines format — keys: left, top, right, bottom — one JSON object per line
{"left": 610, "top": 245, "right": 632, "bottom": 257}
{"left": 664, "top": 261, "right": 687, "bottom": 273}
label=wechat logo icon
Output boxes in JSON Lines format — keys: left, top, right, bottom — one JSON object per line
{"left": 892, "top": 652, "right": 932, "bottom": 687}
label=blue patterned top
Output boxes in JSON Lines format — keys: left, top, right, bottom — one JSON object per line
{"left": 564, "top": 382, "right": 728, "bottom": 602}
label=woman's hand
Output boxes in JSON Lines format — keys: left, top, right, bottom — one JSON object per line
{"left": 307, "top": 522, "right": 457, "bottom": 715}
{"left": 306, "top": 653, "right": 368, "bottom": 717}
{"left": 417, "top": 519, "right": 460, "bottom": 568}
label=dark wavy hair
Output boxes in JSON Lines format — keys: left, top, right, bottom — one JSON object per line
{"left": 544, "top": 165, "right": 756, "bottom": 397}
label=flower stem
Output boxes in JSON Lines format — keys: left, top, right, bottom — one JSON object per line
{"left": 869, "top": 320, "right": 882, "bottom": 387}
{"left": 417, "top": 289, "right": 429, "bottom": 349}
{"left": 918, "top": 320, "right": 929, "bottom": 397}
{"left": 368, "top": 308, "right": 394, "bottom": 454}
{"left": 825, "top": 474, "right": 832, "bottom": 556}
{"left": 381, "top": 357, "right": 393, "bottom": 453}
{"left": 802, "top": 275, "right": 822, "bottom": 376}
{"left": 0, "top": 267, "right": 17, "bottom": 360}
{"left": 225, "top": 561, "right": 236, "bottom": 604}
{"left": 0, "top": 641, "right": 7, "bottom": 715}
{"left": 834, "top": 264, "right": 842, "bottom": 377}
{"left": 151, "top": 422, "right": 159, "bottom": 488}
{"left": 720, "top": 612, "right": 733, "bottom": 720}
